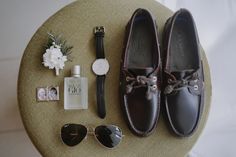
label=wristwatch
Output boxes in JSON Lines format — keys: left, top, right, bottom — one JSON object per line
{"left": 92, "top": 26, "right": 109, "bottom": 119}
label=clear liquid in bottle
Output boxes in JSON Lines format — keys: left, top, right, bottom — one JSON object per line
{"left": 64, "top": 65, "right": 88, "bottom": 110}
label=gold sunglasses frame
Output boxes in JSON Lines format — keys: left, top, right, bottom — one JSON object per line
{"left": 60, "top": 124, "right": 124, "bottom": 149}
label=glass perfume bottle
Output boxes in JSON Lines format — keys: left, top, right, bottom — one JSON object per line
{"left": 64, "top": 65, "right": 88, "bottom": 110}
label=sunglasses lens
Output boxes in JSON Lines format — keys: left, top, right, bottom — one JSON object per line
{"left": 61, "top": 124, "right": 87, "bottom": 147}
{"left": 95, "top": 125, "right": 122, "bottom": 148}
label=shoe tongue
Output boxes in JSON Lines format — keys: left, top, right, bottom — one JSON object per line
{"left": 128, "top": 67, "right": 154, "bottom": 76}
{"left": 171, "top": 69, "right": 195, "bottom": 80}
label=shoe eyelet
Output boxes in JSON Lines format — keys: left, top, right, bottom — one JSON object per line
{"left": 152, "top": 76, "right": 157, "bottom": 82}
{"left": 151, "top": 85, "right": 157, "bottom": 91}
{"left": 194, "top": 85, "right": 199, "bottom": 90}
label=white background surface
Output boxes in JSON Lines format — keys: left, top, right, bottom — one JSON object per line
{"left": 0, "top": 0, "right": 235, "bottom": 157}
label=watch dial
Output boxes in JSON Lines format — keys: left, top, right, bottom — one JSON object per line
{"left": 92, "top": 59, "right": 109, "bottom": 75}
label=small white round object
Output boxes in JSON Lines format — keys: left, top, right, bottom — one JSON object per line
{"left": 194, "top": 85, "right": 199, "bottom": 91}
{"left": 92, "top": 59, "right": 109, "bottom": 76}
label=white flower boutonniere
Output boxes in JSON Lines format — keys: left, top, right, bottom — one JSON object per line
{"left": 43, "top": 32, "right": 73, "bottom": 76}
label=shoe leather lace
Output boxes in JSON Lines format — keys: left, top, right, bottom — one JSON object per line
{"left": 126, "top": 75, "right": 157, "bottom": 100}
{"left": 164, "top": 71, "right": 199, "bottom": 95}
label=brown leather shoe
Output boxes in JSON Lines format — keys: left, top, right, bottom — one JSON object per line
{"left": 120, "top": 8, "right": 161, "bottom": 137}
{"left": 162, "top": 9, "right": 204, "bottom": 137}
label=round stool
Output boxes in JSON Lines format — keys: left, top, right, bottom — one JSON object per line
{"left": 18, "top": 0, "right": 212, "bottom": 157}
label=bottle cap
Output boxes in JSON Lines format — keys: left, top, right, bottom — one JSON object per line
{"left": 71, "top": 65, "right": 80, "bottom": 77}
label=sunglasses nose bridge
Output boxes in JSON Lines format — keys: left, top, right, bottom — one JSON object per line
{"left": 87, "top": 126, "right": 95, "bottom": 136}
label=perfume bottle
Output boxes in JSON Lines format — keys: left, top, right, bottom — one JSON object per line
{"left": 64, "top": 65, "right": 88, "bottom": 110}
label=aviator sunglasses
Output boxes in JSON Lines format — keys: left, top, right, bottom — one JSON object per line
{"left": 61, "top": 124, "right": 123, "bottom": 148}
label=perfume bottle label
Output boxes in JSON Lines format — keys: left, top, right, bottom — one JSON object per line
{"left": 64, "top": 76, "right": 88, "bottom": 110}
{"left": 67, "top": 81, "right": 81, "bottom": 95}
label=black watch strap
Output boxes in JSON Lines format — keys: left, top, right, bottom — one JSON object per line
{"left": 96, "top": 75, "right": 106, "bottom": 118}
{"left": 95, "top": 26, "right": 105, "bottom": 58}
{"left": 94, "top": 26, "right": 106, "bottom": 119}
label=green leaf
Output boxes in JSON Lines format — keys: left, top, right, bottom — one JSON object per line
{"left": 45, "top": 31, "right": 73, "bottom": 61}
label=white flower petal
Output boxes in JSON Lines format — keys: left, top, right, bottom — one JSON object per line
{"left": 43, "top": 46, "right": 67, "bottom": 71}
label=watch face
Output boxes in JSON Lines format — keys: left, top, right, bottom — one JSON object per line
{"left": 92, "top": 59, "right": 109, "bottom": 76}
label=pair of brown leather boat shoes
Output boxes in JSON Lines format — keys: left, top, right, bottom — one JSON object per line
{"left": 120, "top": 8, "right": 204, "bottom": 137}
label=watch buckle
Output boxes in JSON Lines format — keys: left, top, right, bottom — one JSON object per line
{"left": 94, "top": 26, "right": 105, "bottom": 34}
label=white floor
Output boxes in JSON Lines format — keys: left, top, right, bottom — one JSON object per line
{"left": 0, "top": 0, "right": 235, "bottom": 157}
